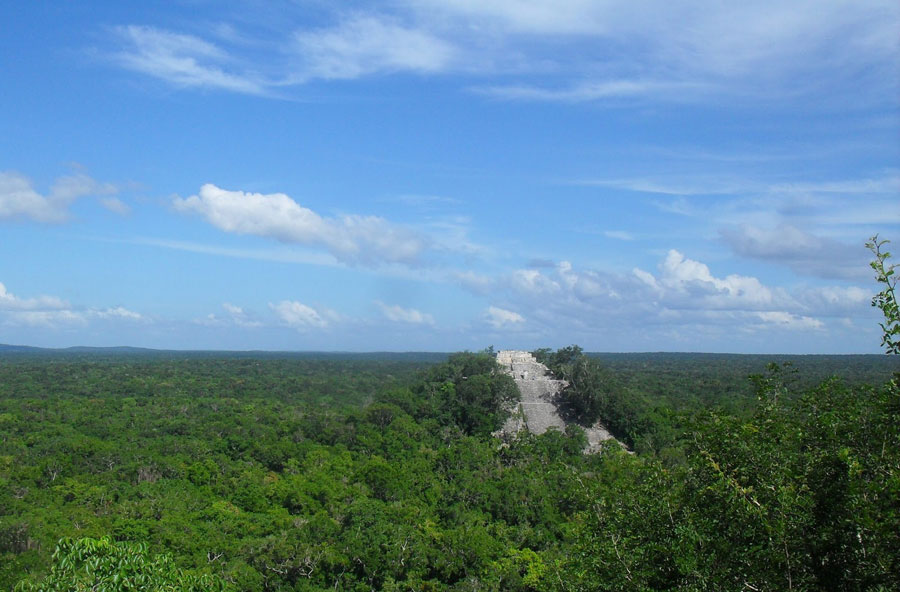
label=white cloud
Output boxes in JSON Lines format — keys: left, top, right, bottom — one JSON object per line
{"left": 451, "top": 270, "right": 494, "bottom": 294}
{"left": 423, "top": 0, "right": 898, "bottom": 79}
{"left": 377, "top": 301, "right": 434, "bottom": 325}
{"left": 0, "top": 172, "right": 56, "bottom": 221}
{"left": 103, "top": 1, "right": 898, "bottom": 108}
{"left": 768, "top": 175, "right": 900, "bottom": 196}
{"left": 173, "top": 184, "right": 426, "bottom": 265}
{"left": 5, "top": 310, "right": 88, "bottom": 328}
{"left": 51, "top": 173, "right": 118, "bottom": 203}
{"left": 632, "top": 268, "right": 659, "bottom": 291}
{"left": 100, "top": 197, "right": 130, "bottom": 215}
{"left": 755, "top": 311, "right": 824, "bottom": 330}
{"left": 222, "top": 303, "right": 243, "bottom": 316}
{"left": 486, "top": 305, "right": 525, "bottom": 328}
{"left": 113, "top": 25, "right": 268, "bottom": 95}
{"left": 473, "top": 80, "right": 702, "bottom": 103}
{"left": 126, "top": 237, "right": 339, "bottom": 267}
{"left": 270, "top": 300, "right": 329, "bottom": 329}
{"left": 510, "top": 269, "right": 560, "bottom": 296}
{"left": 0, "top": 281, "right": 143, "bottom": 328}
{"left": 199, "top": 303, "right": 262, "bottom": 328}
{"left": 0, "top": 171, "right": 119, "bottom": 223}
{"left": 603, "top": 230, "right": 634, "bottom": 241}
{"left": 0, "top": 281, "right": 68, "bottom": 311}
{"left": 466, "top": 249, "right": 869, "bottom": 347}
{"left": 795, "top": 286, "right": 871, "bottom": 316}
{"left": 292, "top": 15, "right": 456, "bottom": 81}
{"left": 90, "top": 306, "right": 143, "bottom": 320}
{"left": 721, "top": 224, "right": 869, "bottom": 280}
{"left": 409, "top": 0, "right": 619, "bottom": 35}
{"left": 576, "top": 173, "right": 755, "bottom": 197}
{"left": 656, "top": 250, "right": 778, "bottom": 309}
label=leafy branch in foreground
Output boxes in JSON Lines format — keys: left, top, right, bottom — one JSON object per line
{"left": 14, "top": 537, "right": 233, "bottom": 592}
{"left": 866, "top": 235, "right": 899, "bottom": 354}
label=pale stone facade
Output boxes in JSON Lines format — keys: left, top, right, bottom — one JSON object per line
{"left": 495, "top": 349, "right": 618, "bottom": 453}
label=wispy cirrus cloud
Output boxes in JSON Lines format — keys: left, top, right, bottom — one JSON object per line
{"left": 111, "top": 25, "right": 270, "bottom": 95}
{"left": 428, "top": 0, "right": 898, "bottom": 107}
{"left": 101, "top": 1, "right": 898, "bottom": 106}
{"left": 472, "top": 80, "right": 705, "bottom": 103}
{"left": 290, "top": 15, "right": 456, "bottom": 82}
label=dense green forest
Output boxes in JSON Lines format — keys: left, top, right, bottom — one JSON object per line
{"left": 1, "top": 241, "right": 899, "bottom": 591}
{"left": 1, "top": 347, "right": 896, "bottom": 591}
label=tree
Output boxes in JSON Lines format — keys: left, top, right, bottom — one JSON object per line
{"left": 15, "top": 537, "right": 233, "bottom": 592}
{"left": 866, "top": 235, "right": 899, "bottom": 355}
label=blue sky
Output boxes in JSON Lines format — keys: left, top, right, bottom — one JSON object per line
{"left": 1, "top": 1, "right": 898, "bottom": 353}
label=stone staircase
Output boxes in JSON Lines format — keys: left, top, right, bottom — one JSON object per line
{"left": 495, "top": 349, "right": 618, "bottom": 453}
{"left": 496, "top": 350, "right": 567, "bottom": 435}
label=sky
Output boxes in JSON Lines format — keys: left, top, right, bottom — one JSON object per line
{"left": 1, "top": 1, "right": 898, "bottom": 353}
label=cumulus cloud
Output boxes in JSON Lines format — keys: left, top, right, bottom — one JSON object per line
{"left": 377, "top": 301, "right": 435, "bottom": 325}
{"left": 197, "top": 303, "right": 261, "bottom": 328}
{"left": 655, "top": 250, "right": 778, "bottom": 309}
{"left": 0, "top": 171, "right": 117, "bottom": 223}
{"left": 463, "top": 248, "right": 864, "bottom": 347}
{"left": 0, "top": 281, "right": 68, "bottom": 311}
{"left": 510, "top": 269, "right": 561, "bottom": 296}
{"left": 486, "top": 305, "right": 525, "bottom": 328}
{"left": 173, "top": 184, "right": 426, "bottom": 265}
{"left": 270, "top": 300, "right": 330, "bottom": 330}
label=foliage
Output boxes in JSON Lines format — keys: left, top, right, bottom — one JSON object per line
{"left": 548, "top": 368, "right": 900, "bottom": 591}
{"left": 1, "top": 328, "right": 897, "bottom": 590}
{"left": 409, "top": 351, "right": 519, "bottom": 436}
{"left": 867, "top": 235, "right": 900, "bottom": 354}
{"left": 535, "top": 346, "right": 648, "bottom": 446}
{"left": 14, "top": 536, "right": 232, "bottom": 591}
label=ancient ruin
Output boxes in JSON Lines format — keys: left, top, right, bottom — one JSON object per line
{"left": 495, "top": 349, "right": 617, "bottom": 453}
